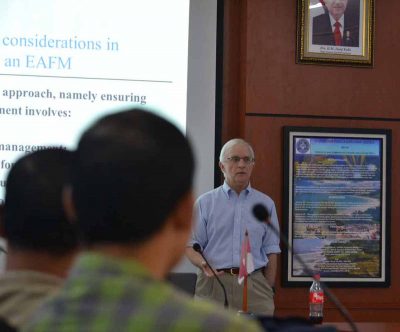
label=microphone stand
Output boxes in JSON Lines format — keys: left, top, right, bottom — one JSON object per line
{"left": 253, "top": 205, "right": 358, "bottom": 332}
{"left": 192, "top": 243, "right": 229, "bottom": 309}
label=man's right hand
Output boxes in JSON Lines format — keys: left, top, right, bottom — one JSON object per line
{"left": 201, "top": 261, "right": 224, "bottom": 277}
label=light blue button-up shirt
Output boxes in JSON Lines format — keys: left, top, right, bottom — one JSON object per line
{"left": 189, "top": 182, "right": 281, "bottom": 270}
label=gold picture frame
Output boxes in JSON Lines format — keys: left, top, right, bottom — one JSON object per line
{"left": 296, "top": 0, "right": 375, "bottom": 67}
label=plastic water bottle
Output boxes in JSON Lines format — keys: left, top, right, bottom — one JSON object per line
{"left": 309, "top": 274, "right": 324, "bottom": 324}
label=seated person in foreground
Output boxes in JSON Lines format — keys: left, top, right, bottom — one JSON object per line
{"left": 24, "top": 109, "right": 263, "bottom": 332}
{"left": 0, "top": 148, "right": 79, "bottom": 329}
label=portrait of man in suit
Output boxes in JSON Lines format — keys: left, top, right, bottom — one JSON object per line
{"left": 312, "top": 0, "right": 360, "bottom": 47}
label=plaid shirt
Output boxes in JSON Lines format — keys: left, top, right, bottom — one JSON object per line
{"left": 24, "top": 252, "right": 263, "bottom": 332}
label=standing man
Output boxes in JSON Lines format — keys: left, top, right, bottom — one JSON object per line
{"left": 186, "top": 138, "right": 280, "bottom": 315}
{"left": 25, "top": 110, "right": 263, "bottom": 332}
{"left": 312, "top": 0, "right": 359, "bottom": 47}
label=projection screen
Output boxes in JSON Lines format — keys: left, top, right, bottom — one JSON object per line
{"left": 0, "top": 0, "right": 219, "bottom": 272}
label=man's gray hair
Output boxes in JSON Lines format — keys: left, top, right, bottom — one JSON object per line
{"left": 219, "top": 138, "right": 255, "bottom": 162}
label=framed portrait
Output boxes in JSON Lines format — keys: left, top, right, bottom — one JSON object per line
{"left": 283, "top": 127, "right": 391, "bottom": 287}
{"left": 296, "top": 0, "right": 375, "bottom": 67}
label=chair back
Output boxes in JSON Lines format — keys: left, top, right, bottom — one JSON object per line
{"left": 167, "top": 272, "right": 197, "bottom": 296}
{"left": 0, "top": 318, "right": 17, "bottom": 332}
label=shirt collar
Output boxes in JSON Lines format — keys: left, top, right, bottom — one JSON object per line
{"left": 329, "top": 13, "right": 345, "bottom": 30}
{"left": 222, "top": 181, "right": 252, "bottom": 199}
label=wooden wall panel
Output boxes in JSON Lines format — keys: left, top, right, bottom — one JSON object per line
{"left": 221, "top": 0, "right": 247, "bottom": 141}
{"left": 222, "top": 0, "right": 400, "bottom": 321}
{"left": 243, "top": 0, "right": 400, "bottom": 119}
{"left": 244, "top": 116, "right": 400, "bottom": 321}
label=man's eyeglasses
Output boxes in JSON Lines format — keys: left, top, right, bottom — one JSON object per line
{"left": 225, "top": 156, "right": 255, "bottom": 164}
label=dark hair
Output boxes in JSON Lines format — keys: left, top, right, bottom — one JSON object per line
{"left": 4, "top": 148, "right": 78, "bottom": 253}
{"left": 72, "top": 108, "right": 195, "bottom": 245}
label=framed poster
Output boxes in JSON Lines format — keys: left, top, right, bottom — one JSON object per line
{"left": 296, "top": 0, "right": 375, "bottom": 67}
{"left": 283, "top": 127, "right": 391, "bottom": 287}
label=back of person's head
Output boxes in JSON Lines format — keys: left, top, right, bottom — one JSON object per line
{"left": 72, "top": 108, "right": 195, "bottom": 246}
{"left": 3, "top": 148, "right": 78, "bottom": 254}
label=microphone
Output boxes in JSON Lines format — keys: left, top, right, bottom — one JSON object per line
{"left": 192, "top": 243, "right": 229, "bottom": 309}
{"left": 252, "top": 204, "right": 358, "bottom": 332}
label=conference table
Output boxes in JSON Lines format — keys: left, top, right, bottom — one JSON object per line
{"left": 323, "top": 322, "right": 400, "bottom": 331}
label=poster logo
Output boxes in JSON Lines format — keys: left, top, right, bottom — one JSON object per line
{"left": 296, "top": 138, "right": 310, "bottom": 154}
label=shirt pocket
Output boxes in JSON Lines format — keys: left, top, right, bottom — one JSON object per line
{"left": 245, "top": 217, "right": 267, "bottom": 254}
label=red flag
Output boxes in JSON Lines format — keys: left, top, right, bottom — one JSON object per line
{"left": 238, "top": 230, "right": 255, "bottom": 284}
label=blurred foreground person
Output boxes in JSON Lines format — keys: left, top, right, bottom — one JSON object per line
{"left": 0, "top": 148, "right": 79, "bottom": 329}
{"left": 25, "top": 109, "right": 263, "bottom": 332}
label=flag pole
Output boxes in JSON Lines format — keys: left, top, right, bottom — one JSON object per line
{"left": 242, "top": 230, "right": 249, "bottom": 313}
{"left": 239, "top": 229, "right": 254, "bottom": 315}
{"left": 242, "top": 273, "right": 248, "bottom": 312}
